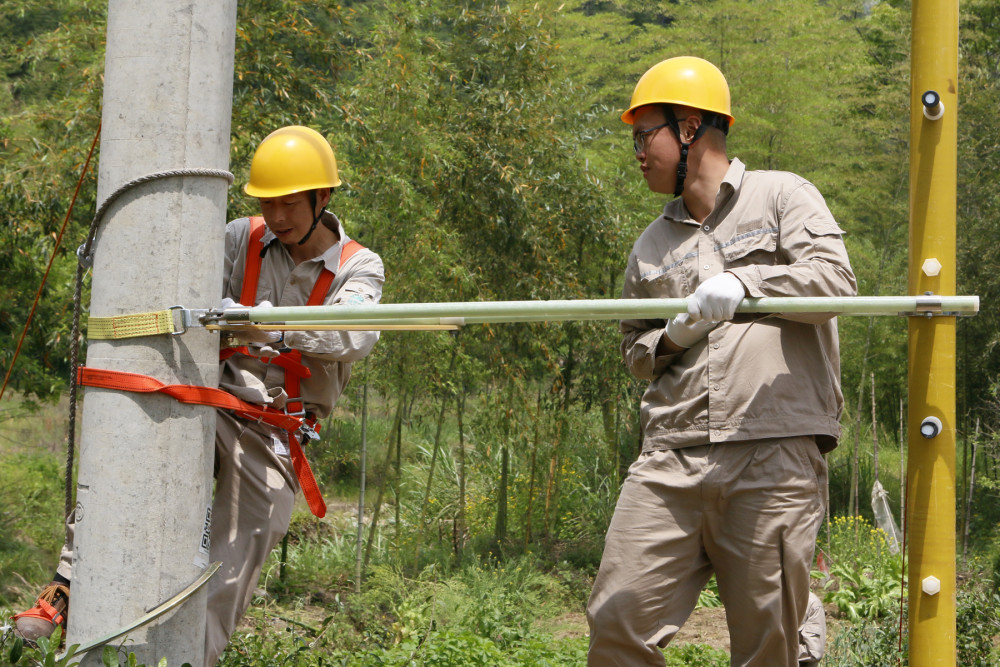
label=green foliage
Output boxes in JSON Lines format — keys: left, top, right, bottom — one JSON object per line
{"left": 219, "top": 555, "right": 591, "bottom": 666}
{"left": 0, "top": 622, "right": 195, "bottom": 667}
{"left": 0, "top": 1, "right": 103, "bottom": 401}
{"left": 662, "top": 642, "right": 729, "bottom": 667}
{"left": 696, "top": 575, "right": 722, "bottom": 610}
{"left": 0, "top": 448, "right": 67, "bottom": 606}
{"left": 957, "top": 0, "right": 1000, "bottom": 417}
{"left": 0, "top": 626, "right": 80, "bottom": 667}
{"left": 956, "top": 583, "right": 1000, "bottom": 666}
{"left": 824, "top": 611, "right": 907, "bottom": 667}
{"left": 4, "top": 0, "right": 1000, "bottom": 663}
{"left": 823, "top": 515, "right": 905, "bottom": 622}
{"left": 824, "top": 579, "right": 1000, "bottom": 666}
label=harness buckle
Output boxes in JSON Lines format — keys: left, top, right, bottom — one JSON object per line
{"left": 297, "top": 421, "right": 321, "bottom": 443}
{"left": 285, "top": 401, "right": 319, "bottom": 443}
{"left": 169, "top": 305, "right": 191, "bottom": 335}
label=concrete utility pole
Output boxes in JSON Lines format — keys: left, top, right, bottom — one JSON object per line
{"left": 907, "top": 0, "right": 958, "bottom": 665}
{"left": 69, "top": 1, "right": 237, "bottom": 664}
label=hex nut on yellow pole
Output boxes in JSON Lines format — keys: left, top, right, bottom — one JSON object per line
{"left": 908, "top": 1, "right": 958, "bottom": 664}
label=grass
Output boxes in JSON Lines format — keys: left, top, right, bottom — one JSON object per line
{"left": 2, "top": 393, "right": 1000, "bottom": 665}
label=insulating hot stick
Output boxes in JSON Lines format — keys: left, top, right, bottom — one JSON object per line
{"left": 223, "top": 295, "right": 979, "bottom": 327}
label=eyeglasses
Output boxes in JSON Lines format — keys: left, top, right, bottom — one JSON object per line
{"left": 632, "top": 122, "right": 670, "bottom": 155}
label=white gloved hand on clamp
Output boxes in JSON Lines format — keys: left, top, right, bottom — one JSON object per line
{"left": 687, "top": 272, "right": 746, "bottom": 322}
{"left": 665, "top": 312, "right": 718, "bottom": 348}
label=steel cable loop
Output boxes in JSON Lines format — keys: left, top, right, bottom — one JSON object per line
{"left": 77, "top": 168, "right": 235, "bottom": 266}
{"left": 66, "top": 167, "right": 234, "bottom": 519}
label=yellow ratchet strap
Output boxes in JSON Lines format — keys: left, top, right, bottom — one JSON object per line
{"left": 86, "top": 309, "right": 180, "bottom": 339}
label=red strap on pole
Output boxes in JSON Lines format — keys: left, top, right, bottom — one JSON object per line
{"left": 77, "top": 366, "right": 327, "bottom": 518}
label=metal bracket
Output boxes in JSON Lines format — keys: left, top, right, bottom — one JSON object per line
{"left": 169, "top": 305, "right": 207, "bottom": 334}
{"left": 900, "top": 294, "right": 969, "bottom": 318}
{"left": 167, "top": 306, "right": 256, "bottom": 331}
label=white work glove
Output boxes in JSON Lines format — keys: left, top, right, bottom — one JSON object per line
{"left": 220, "top": 298, "right": 282, "bottom": 345}
{"left": 687, "top": 272, "right": 746, "bottom": 322}
{"left": 665, "top": 312, "right": 718, "bottom": 348}
{"left": 254, "top": 344, "right": 282, "bottom": 359}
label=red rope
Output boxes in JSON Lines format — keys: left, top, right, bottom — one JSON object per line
{"left": 0, "top": 123, "right": 101, "bottom": 402}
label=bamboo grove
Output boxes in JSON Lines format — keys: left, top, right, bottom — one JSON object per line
{"left": 2, "top": 0, "right": 1000, "bottom": 571}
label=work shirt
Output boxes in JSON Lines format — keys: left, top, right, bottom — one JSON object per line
{"left": 220, "top": 211, "right": 384, "bottom": 420}
{"left": 621, "top": 159, "right": 857, "bottom": 453}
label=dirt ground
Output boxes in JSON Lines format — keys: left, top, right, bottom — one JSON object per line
{"left": 673, "top": 605, "right": 732, "bottom": 651}
{"left": 546, "top": 606, "right": 731, "bottom": 651}
{"left": 550, "top": 600, "right": 845, "bottom": 656}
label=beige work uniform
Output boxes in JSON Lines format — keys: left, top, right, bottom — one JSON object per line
{"left": 54, "top": 212, "right": 384, "bottom": 666}
{"left": 587, "top": 160, "right": 856, "bottom": 666}
{"left": 205, "top": 212, "right": 383, "bottom": 665}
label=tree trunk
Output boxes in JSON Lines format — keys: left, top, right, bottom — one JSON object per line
{"left": 871, "top": 372, "right": 879, "bottom": 482}
{"left": 962, "top": 418, "right": 980, "bottom": 561}
{"left": 524, "top": 387, "right": 541, "bottom": 549}
{"left": 354, "top": 367, "right": 369, "bottom": 592}
{"left": 364, "top": 391, "right": 406, "bottom": 571}
{"left": 494, "top": 378, "right": 514, "bottom": 548}
{"left": 414, "top": 347, "right": 457, "bottom": 571}
{"left": 455, "top": 379, "right": 468, "bottom": 556}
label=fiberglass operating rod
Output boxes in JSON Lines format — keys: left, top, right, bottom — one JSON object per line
{"left": 197, "top": 295, "right": 979, "bottom": 332}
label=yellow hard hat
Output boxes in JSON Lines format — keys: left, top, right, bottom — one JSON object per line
{"left": 621, "top": 56, "right": 734, "bottom": 126}
{"left": 243, "top": 125, "right": 342, "bottom": 198}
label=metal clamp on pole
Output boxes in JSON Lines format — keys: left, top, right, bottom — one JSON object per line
{"left": 922, "top": 90, "right": 944, "bottom": 120}
{"left": 199, "top": 306, "right": 253, "bottom": 325}
{"left": 915, "top": 294, "right": 943, "bottom": 315}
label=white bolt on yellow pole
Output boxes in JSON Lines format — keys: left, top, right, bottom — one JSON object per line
{"left": 908, "top": 1, "right": 958, "bottom": 665}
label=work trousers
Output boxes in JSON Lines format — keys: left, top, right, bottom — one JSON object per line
{"left": 204, "top": 410, "right": 298, "bottom": 665}
{"left": 586, "top": 436, "right": 827, "bottom": 667}
{"left": 57, "top": 410, "right": 298, "bottom": 667}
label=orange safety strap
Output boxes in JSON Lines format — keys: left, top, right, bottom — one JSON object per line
{"left": 213, "top": 218, "right": 367, "bottom": 517}
{"left": 77, "top": 366, "right": 328, "bottom": 518}
{"left": 240, "top": 217, "right": 269, "bottom": 306}
{"left": 233, "top": 217, "right": 365, "bottom": 417}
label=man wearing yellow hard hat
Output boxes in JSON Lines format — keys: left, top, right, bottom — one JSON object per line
{"left": 586, "top": 57, "right": 856, "bottom": 665}
{"left": 207, "top": 125, "right": 384, "bottom": 662}
{"left": 14, "top": 127, "right": 384, "bottom": 665}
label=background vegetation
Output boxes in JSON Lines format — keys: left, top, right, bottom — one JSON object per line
{"left": 2, "top": 0, "right": 1000, "bottom": 664}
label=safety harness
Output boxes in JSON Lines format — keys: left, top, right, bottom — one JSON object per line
{"left": 78, "top": 216, "right": 365, "bottom": 518}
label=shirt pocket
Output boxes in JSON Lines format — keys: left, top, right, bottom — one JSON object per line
{"left": 802, "top": 216, "right": 846, "bottom": 238}
{"left": 720, "top": 220, "right": 778, "bottom": 268}
{"left": 639, "top": 260, "right": 690, "bottom": 298}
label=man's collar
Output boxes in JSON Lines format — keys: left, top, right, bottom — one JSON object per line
{"left": 661, "top": 157, "right": 746, "bottom": 226}
{"left": 317, "top": 211, "right": 349, "bottom": 270}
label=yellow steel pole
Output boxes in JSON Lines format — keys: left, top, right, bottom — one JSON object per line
{"left": 908, "top": 1, "right": 958, "bottom": 665}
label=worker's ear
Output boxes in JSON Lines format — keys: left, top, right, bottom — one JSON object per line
{"left": 315, "top": 187, "right": 332, "bottom": 211}
{"left": 678, "top": 114, "right": 702, "bottom": 143}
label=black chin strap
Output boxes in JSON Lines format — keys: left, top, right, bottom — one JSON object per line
{"left": 664, "top": 111, "right": 730, "bottom": 196}
{"left": 297, "top": 190, "right": 325, "bottom": 246}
